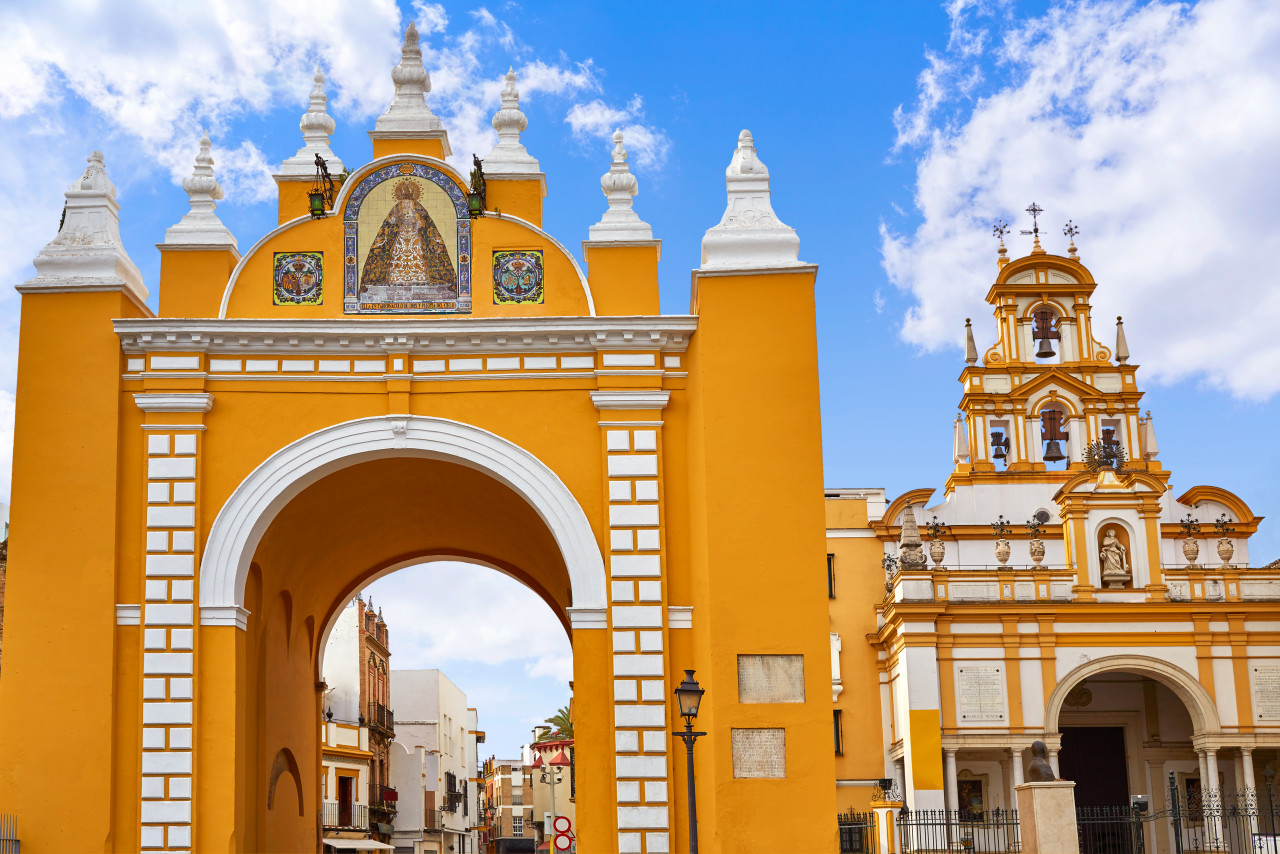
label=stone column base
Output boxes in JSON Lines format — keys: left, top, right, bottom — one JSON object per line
{"left": 1015, "top": 781, "right": 1079, "bottom": 854}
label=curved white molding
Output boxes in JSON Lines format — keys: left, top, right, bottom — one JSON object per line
{"left": 217, "top": 213, "right": 313, "bottom": 318}
{"left": 590, "top": 390, "right": 670, "bottom": 411}
{"left": 133, "top": 393, "right": 213, "bottom": 413}
{"left": 199, "top": 415, "right": 606, "bottom": 625}
{"left": 1045, "top": 654, "right": 1221, "bottom": 735}
{"left": 488, "top": 212, "right": 595, "bottom": 316}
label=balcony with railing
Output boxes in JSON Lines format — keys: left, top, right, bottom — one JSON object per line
{"left": 322, "top": 801, "right": 369, "bottom": 831}
{"left": 366, "top": 702, "right": 394, "bottom": 737}
{"left": 371, "top": 785, "right": 398, "bottom": 815}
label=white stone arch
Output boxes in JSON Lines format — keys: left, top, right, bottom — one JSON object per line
{"left": 1045, "top": 654, "right": 1222, "bottom": 735}
{"left": 199, "top": 415, "right": 606, "bottom": 624}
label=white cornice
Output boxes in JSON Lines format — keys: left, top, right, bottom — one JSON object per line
{"left": 115, "top": 317, "right": 697, "bottom": 356}
{"left": 590, "top": 390, "right": 671, "bottom": 411}
{"left": 566, "top": 607, "right": 606, "bottom": 630}
{"left": 133, "top": 393, "right": 214, "bottom": 413}
{"left": 693, "top": 263, "right": 819, "bottom": 278}
{"left": 200, "top": 605, "right": 250, "bottom": 630}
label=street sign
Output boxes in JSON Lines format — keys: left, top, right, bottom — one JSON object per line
{"left": 553, "top": 815, "right": 573, "bottom": 851}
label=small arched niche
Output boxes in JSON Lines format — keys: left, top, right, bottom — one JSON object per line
{"left": 1029, "top": 304, "right": 1063, "bottom": 362}
{"left": 1097, "top": 522, "right": 1134, "bottom": 589}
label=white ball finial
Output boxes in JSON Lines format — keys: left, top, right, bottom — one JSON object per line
{"left": 483, "top": 66, "right": 540, "bottom": 178}
{"left": 165, "top": 132, "right": 236, "bottom": 247}
{"left": 374, "top": 22, "right": 445, "bottom": 137}
{"left": 700, "top": 129, "right": 802, "bottom": 269}
{"left": 587, "top": 129, "right": 653, "bottom": 242}
{"left": 278, "top": 67, "right": 344, "bottom": 176}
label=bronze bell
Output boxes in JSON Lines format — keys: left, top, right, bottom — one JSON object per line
{"left": 1036, "top": 336, "right": 1056, "bottom": 359}
{"left": 1043, "top": 440, "right": 1066, "bottom": 462}
{"left": 991, "top": 431, "right": 1008, "bottom": 461}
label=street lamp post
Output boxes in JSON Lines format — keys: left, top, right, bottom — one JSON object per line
{"left": 673, "top": 670, "right": 706, "bottom": 854}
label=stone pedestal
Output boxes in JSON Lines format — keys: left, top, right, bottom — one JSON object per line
{"left": 1015, "top": 781, "right": 1079, "bottom": 854}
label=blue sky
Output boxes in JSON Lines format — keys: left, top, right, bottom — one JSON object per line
{"left": 3, "top": 0, "right": 1280, "bottom": 757}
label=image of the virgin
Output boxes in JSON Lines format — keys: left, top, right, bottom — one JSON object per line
{"left": 359, "top": 178, "right": 458, "bottom": 298}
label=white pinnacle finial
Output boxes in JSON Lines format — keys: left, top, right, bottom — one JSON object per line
{"left": 953, "top": 413, "right": 971, "bottom": 464}
{"left": 587, "top": 129, "right": 653, "bottom": 241}
{"left": 165, "top": 132, "right": 236, "bottom": 247}
{"left": 700, "top": 129, "right": 802, "bottom": 270}
{"left": 483, "top": 67, "right": 541, "bottom": 177}
{"left": 279, "top": 67, "right": 344, "bottom": 176}
{"left": 21, "top": 151, "right": 147, "bottom": 300}
{"left": 374, "top": 22, "right": 447, "bottom": 146}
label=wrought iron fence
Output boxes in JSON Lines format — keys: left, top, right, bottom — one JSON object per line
{"left": 0, "top": 814, "right": 17, "bottom": 854}
{"left": 837, "top": 809, "right": 877, "bottom": 853}
{"left": 1076, "top": 804, "right": 1146, "bottom": 854}
{"left": 897, "top": 807, "right": 1020, "bottom": 853}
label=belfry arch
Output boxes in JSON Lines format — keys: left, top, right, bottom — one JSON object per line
{"left": 1045, "top": 655, "right": 1222, "bottom": 737}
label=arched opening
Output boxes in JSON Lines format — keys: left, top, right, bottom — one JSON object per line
{"left": 200, "top": 417, "right": 607, "bottom": 852}
{"left": 1046, "top": 657, "right": 1232, "bottom": 854}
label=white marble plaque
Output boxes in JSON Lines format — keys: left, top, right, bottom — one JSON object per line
{"left": 737, "top": 654, "right": 805, "bottom": 703}
{"left": 957, "top": 664, "right": 1005, "bottom": 722}
{"left": 731, "top": 728, "right": 786, "bottom": 778}
{"left": 1252, "top": 665, "right": 1280, "bottom": 721}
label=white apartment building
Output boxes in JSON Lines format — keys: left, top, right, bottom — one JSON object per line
{"left": 389, "top": 670, "right": 478, "bottom": 854}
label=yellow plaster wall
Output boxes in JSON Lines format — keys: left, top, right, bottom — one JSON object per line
{"left": 485, "top": 177, "right": 544, "bottom": 227}
{"left": 684, "top": 268, "right": 838, "bottom": 852}
{"left": 585, "top": 244, "right": 660, "bottom": 315}
{"left": 159, "top": 247, "right": 239, "bottom": 318}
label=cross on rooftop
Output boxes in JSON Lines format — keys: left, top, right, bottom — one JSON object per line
{"left": 1020, "top": 202, "right": 1044, "bottom": 239}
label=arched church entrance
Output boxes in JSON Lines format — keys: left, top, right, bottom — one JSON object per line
{"left": 197, "top": 416, "right": 609, "bottom": 851}
{"left": 1046, "top": 656, "right": 1234, "bottom": 854}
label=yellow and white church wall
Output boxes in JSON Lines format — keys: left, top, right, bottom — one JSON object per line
{"left": 0, "top": 26, "right": 837, "bottom": 854}
{"left": 826, "top": 229, "right": 1280, "bottom": 853}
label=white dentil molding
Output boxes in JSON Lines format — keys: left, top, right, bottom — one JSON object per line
{"left": 21, "top": 151, "right": 148, "bottom": 302}
{"left": 114, "top": 317, "right": 697, "bottom": 356}
{"left": 198, "top": 415, "right": 607, "bottom": 623}
{"left": 700, "top": 129, "right": 804, "bottom": 271}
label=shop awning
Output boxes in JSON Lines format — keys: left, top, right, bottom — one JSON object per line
{"left": 321, "top": 839, "right": 395, "bottom": 851}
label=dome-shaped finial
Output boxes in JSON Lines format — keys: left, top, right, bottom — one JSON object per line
{"left": 964, "top": 318, "right": 979, "bottom": 365}
{"left": 699, "top": 128, "right": 801, "bottom": 269}
{"left": 279, "top": 67, "right": 344, "bottom": 176}
{"left": 1115, "top": 316, "right": 1129, "bottom": 364}
{"left": 164, "top": 132, "right": 236, "bottom": 247}
{"left": 374, "top": 21, "right": 446, "bottom": 140}
{"left": 484, "top": 66, "right": 540, "bottom": 177}
{"left": 993, "top": 219, "right": 1010, "bottom": 268}
{"left": 587, "top": 128, "right": 653, "bottom": 241}
{"left": 1064, "top": 220, "right": 1080, "bottom": 261}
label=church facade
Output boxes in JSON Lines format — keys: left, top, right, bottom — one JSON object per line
{"left": 828, "top": 230, "right": 1280, "bottom": 854}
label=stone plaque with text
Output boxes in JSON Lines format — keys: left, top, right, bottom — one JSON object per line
{"left": 1253, "top": 665, "right": 1280, "bottom": 720}
{"left": 731, "top": 728, "right": 786, "bottom": 778}
{"left": 957, "top": 664, "right": 1005, "bottom": 722}
{"left": 737, "top": 654, "right": 805, "bottom": 703}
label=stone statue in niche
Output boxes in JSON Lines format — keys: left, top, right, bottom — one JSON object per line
{"left": 1099, "top": 527, "right": 1131, "bottom": 588}
{"left": 1027, "top": 740, "right": 1056, "bottom": 782}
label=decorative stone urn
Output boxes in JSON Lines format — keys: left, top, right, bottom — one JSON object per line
{"left": 1029, "top": 539, "right": 1046, "bottom": 568}
{"left": 929, "top": 539, "right": 946, "bottom": 566}
{"left": 995, "top": 539, "right": 1012, "bottom": 566}
{"left": 1183, "top": 537, "right": 1200, "bottom": 566}
{"left": 1217, "top": 538, "right": 1234, "bottom": 566}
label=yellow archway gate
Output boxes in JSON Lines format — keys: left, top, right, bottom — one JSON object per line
{"left": 0, "top": 42, "right": 837, "bottom": 854}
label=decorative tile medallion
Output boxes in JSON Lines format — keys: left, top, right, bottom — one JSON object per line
{"left": 342, "top": 161, "right": 471, "bottom": 314}
{"left": 272, "top": 251, "right": 323, "bottom": 305}
{"left": 492, "top": 250, "right": 545, "bottom": 305}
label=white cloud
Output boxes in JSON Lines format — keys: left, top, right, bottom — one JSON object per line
{"left": 365, "top": 563, "right": 573, "bottom": 685}
{"left": 882, "top": 0, "right": 1280, "bottom": 399}
{"left": 565, "top": 95, "right": 670, "bottom": 170}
